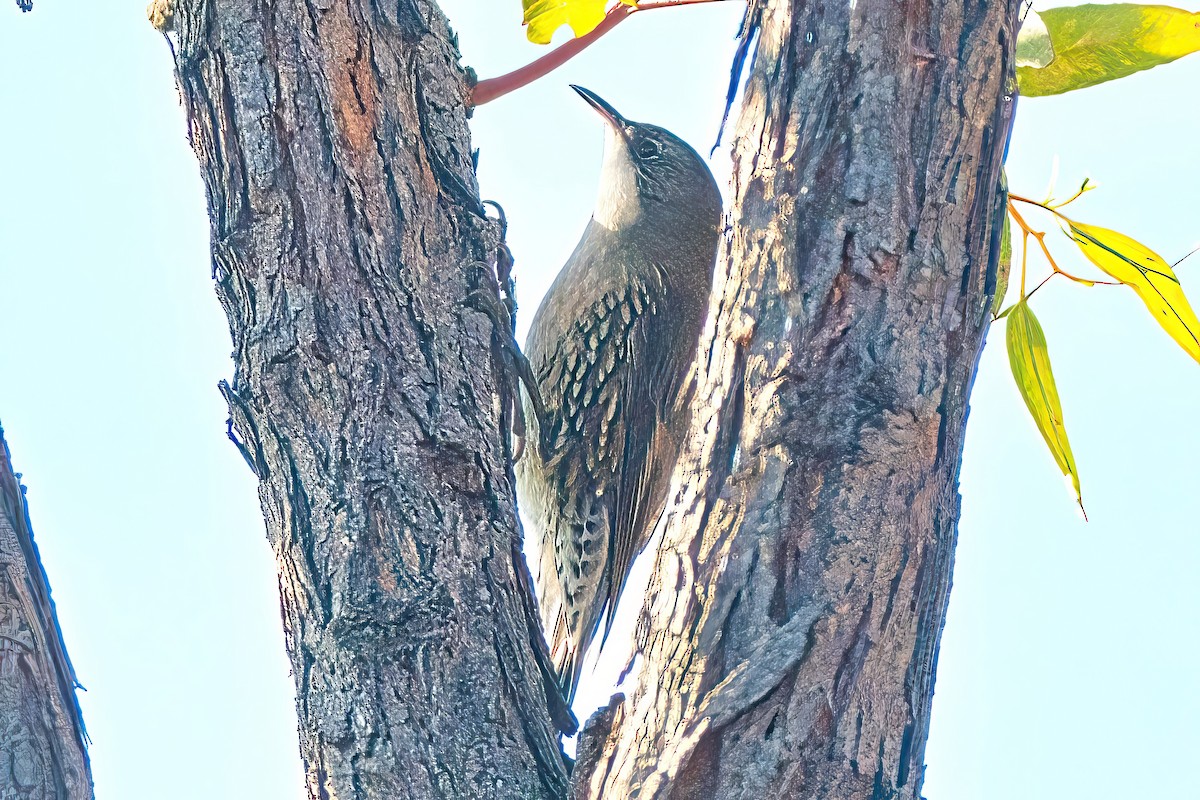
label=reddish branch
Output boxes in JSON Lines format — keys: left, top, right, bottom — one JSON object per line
{"left": 472, "top": 0, "right": 731, "bottom": 107}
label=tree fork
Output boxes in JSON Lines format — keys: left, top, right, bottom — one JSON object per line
{"left": 167, "top": 1, "right": 567, "bottom": 797}
{"left": 160, "top": 0, "right": 1017, "bottom": 795}
{"left": 577, "top": 0, "right": 1019, "bottom": 797}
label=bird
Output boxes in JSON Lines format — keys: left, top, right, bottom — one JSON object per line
{"left": 516, "top": 85, "right": 722, "bottom": 702}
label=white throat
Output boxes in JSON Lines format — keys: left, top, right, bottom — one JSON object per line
{"left": 593, "top": 126, "right": 642, "bottom": 231}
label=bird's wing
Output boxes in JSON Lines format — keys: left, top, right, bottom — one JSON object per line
{"left": 599, "top": 287, "right": 677, "bottom": 646}
{"left": 523, "top": 265, "right": 682, "bottom": 698}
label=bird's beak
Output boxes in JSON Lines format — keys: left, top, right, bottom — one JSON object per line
{"left": 571, "top": 85, "right": 627, "bottom": 131}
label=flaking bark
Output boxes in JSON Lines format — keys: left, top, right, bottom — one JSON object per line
{"left": 166, "top": 1, "right": 567, "bottom": 797}
{"left": 578, "top": 0, "right": 1018, "bottom": 797}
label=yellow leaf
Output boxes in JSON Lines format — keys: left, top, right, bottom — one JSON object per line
{"left": 1068, "top": 220, "right": 1200, "bottom": 364}
{"left": 522, "top": 0, "right": 635, "bottom": 44}
{"left": 1007, "top": 300, "right": 1084, "bottom": 513}
{"left": 1017, "top": 4, "right": 1200, "bottom": 96}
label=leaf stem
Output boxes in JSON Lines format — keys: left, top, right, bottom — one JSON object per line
{"left": 1007, "top": 198, "right": 1118, "bottom": 289}
{"left": 1008, "top": 201, "right": 1030, "bottom": 297}
{"left": 1024, "top": 272, "right": 1055, "bottom": 302}
{"left": 1019, "top": 227, "right": 1030, "bottom": 297}
{"left": 1047, "top": 179, "right": 1093, "bottom": 210}
{"left": 1008, "top": 192, "right": 1057, "bottom": 213}
{"left": 472, "top": 0, "right": 733, "bottom": 107}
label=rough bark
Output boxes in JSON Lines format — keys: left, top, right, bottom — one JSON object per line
{"left": 161, "top": 0, "right": 1015, "bottom": 793}
{"left": 580, "top": 0, "right": 1017, "bottom": 797}
{"left": 0, "top": 427, "right": 93, "bottom": 799}
{"left": 166, "top": 2, "right": 567, "bottom": 797}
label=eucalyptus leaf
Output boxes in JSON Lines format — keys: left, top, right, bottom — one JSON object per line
{"left": 1068, "top": 220, "right": 1200, "bottom": 364}
{"left": 1006, "top": 300, "right": 1084, "bottom": 512}
{"left": 994, "top": 212, "right": 1013, "bottom": 317}
{"left": 1017, "top": 4, "right": 1200, "bottom": 96}
{"left": 1017, "top": 10, "right": 1055, "bottom": 68}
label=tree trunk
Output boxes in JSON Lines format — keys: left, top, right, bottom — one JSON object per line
{"left": 164, "top": 0, "right": 1013, "bottom": 795}
{"left": 577, "top": 1, "right": 1017, "bottom": 797}
{"left": 0, "top": 428, "right": 93, "bottom": 799}
{"left": 167, "top": 2, "right": 568, "bottom": 797}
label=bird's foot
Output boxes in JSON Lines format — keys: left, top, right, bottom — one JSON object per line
{"left": 463, "top": 202, "right": 548, "bottom": 462}
{"left": 463, "top": 284, "right": 545, "bottom": 461}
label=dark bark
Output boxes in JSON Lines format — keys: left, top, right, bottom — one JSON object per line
{"left": 578, "top": 0, "right": 1017, "bottom": 797}
{"left": 167, "top": 1, "right": 567, "bottom": 797}
{"left": 0, "top": 427, "right": 93, "bottom": 799}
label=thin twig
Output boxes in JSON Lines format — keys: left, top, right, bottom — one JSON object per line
{"left": 1023, "top": 272, "right": 1055, "bottom": 302}
{"left": 637, "top": 0, "right": 729, "bottom": 9}
{"left": 1019, "top": 226, "right": 1030, "bottom": 296}
{"left": 473, "top": 6, "right": 632, "bottom": 107}
{"left": 1006, "top": 199, "right": 1118, "bottom": 288}
{"left": 1047, "top": 180, "right": 1094, "bottom": 210}
{"left": 1008, "top": 192, "right": 1055, "bottom": 213}
{"left": 472, "top": 0, "right": 733, "bottom": 107}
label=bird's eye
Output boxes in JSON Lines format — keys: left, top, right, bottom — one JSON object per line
{"left": 636, "top": 139, "right": 662, "bottom": 159}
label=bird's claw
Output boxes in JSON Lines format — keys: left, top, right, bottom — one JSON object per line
{"left": 465, "top": 203, "right": 549, "bottom": 463}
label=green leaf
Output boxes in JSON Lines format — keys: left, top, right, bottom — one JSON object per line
{"left": 1017, "top": 8, "right": 1056, "bottom": 68}
{"left": 1017, "top": 4, "right": 1200, "bottom": 97}
{"left": 1067, "top": 220, "right": 1200, "bottom": 364}
{"left": 994, "top": 211, "right": 1013, "bottom": 317}
{"left": 522, "top": 0, "right": 634, "bottom": 44}
{"left": 1007, "top": 300, "right": 1084, "bottom": 513}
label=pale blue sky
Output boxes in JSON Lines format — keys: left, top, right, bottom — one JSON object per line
{"left": 1, "top": 2, "right": 1197, "bottom": 798}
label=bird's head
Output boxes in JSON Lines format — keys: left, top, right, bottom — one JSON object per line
{"left": 572, "top": 85, "right": 721, "bottom": 234}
